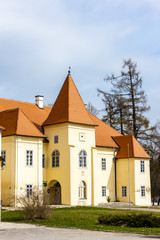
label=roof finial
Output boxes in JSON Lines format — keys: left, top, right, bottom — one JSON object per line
{"left": 68, "top": 66, "right": 71, "bottom": 75}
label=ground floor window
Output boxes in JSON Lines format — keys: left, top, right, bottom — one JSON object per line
{"left": 122, "top": 186, "right": 127, "bottom": 197}
{"left": 141, "top": 186, "right": 145, "bottom": 197}
{"left": 102, "top": 186, "right": 106, "bottom": 197}
{"left": 1, "top": 150, "right": 6, "bottom": 165}
{"left": 26, "top": 184, "right": 33, "bottom": 198}
{"left": 79, "top": 181, "right": 87, "bottom": 199}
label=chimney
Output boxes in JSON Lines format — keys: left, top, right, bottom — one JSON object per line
{"left": 35, "top": 95, "right": 44, "bottom": 109}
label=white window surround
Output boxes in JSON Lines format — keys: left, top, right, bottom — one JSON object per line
{"left": 26, "top": 150, "right": 33, "bottom": 166}
{"left": 141, "top": 186, "right": 145, "bottom": 197}
{"left": 101, "top": 158, "right": 106, "bottom": 170}
{"left": 140, "top": 160, "right": 145, "bottom": 173}
{"left": 26, "top": 184, "right": 33, "bottom": 198}
{"left": 122, "top": 186, "right": 127, "bottom": 197}
{"left": 102, "top": 186, "right": 106, "bottom": 197}
{"left": 79, "top": 150, "right": 87, "bottom": 168}
{"left": 79, "top": 181, "right": 87, "bottom": 199}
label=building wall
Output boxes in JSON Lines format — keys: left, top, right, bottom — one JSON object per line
{"left": 43, "top": 123, "right": 71, "bottom": 205}
{"left": 134, "top": 158, "right": 151, "bottom": 206}
{"left": 1, "top": 135, "right": 43, "bottom": 206}
{"left": 68, "top": 123, "right": 95, "bottom": 206}
{"left": 92, "top": 147, "right": 115, "bottom": 205}
{"left": 1, "top": 136, "right": 15, "bottom": 206}
{"left": 116, "top": 158, "right": 135, "bottom": 204}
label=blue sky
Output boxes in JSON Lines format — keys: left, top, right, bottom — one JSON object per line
{"left": 0, "top": 0, "right": 160, "bottom": 124}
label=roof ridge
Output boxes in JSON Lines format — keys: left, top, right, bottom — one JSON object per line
{"left": 89, "top": 112, "right": 122, "bottom": 132}
{"left": 15, "top": 108, "right": 20, "bottom": 134}
{"left": 69, "top": 76, "right": 95, "bottom": 125}
{"left": 17, "top": 108, "right": 44, "bottom": 135}
{"left": 67, "top": 75, "right": 69, "bottom": 121}
{"left": 0, "top": 97, "right": 51, "bottom": 109}
{"left": 131, "top": 135, "right": 135, "bottom": 157}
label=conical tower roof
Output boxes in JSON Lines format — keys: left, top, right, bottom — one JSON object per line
{"left": 43, "top": 74, "right": 96, "bottom": 126}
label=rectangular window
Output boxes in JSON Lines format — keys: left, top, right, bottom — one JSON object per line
{"left": 42, "top": 154, "right": 45, "bottom": 168}
{"left": 1, "top": 150, "right": 6, "bottom": 165}
{"left": 141, "top": 186, "right": 145, "bottom": 197}
{"left": 102, "top": 186, "right": 106, "bottom": 197}
{"left": 54, "top": 135, "right": 59, "bottom": 144}
{"left": 122, "top": 186, "right": 127, "bottom": 197}
{"left": 101, "top": 158, "right": 106, "bottom": 170}
{"left": 26, "top": 150, "right": 33, "bottom": 166}
{"left": 140, "top": 160, "right": 145, "bottom": 173}
{"left": 26, "top": 184, "right": 33, "bottom": 198}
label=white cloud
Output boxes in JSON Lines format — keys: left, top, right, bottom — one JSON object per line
{"left": 0, "top": 0, "right": 159, "bottom": 123}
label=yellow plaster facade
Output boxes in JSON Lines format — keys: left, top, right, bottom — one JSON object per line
{"left": 0, "top": 74, "right": 151, "bottom": 207}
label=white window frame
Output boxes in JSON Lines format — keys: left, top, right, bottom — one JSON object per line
{"left": 1, "top": 150, "right": 6, "bottom": 165}
{"left": 79, "top": 181, "right": 87, "bottom": 199}
{"left": 140, "top": 160, "right": 145, "bottom": 173}
{"left": 141, "top": 186, "right": 145, "bottom": 197}
{"left": 26, "top": 184, "right": 33, "bottom": 198}
{"left": 54, "top": 135, "right": 59, "bottom": 144}
{"left": 42, "top": 154, "right": 45, "bottom": 168}
{"left": 26, "top": 150, "right": 33, "bottom": 166}
{"left": 101, "top": 158, "right": 106, "bottom": 170}
{"left": 52, "top": 150, "right": 60, "bottom": 167}
{"left": 122, "top": 186, "right": 127, "bottom": 197}
{"left": 102, "top": 186, "right": 106, "bottom": 197}
{"left": 79, "top": 150, "right": 87, "bottom": 168}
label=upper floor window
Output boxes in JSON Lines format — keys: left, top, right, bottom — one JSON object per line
{"left": 101, "top": 158, "right": 106, "bottom": 170}
{"left": 42, "top": 154, "right": 45, "bottom": 168}
{"left": 122, "top": 186, "right": 127, "bottom": 197}
{"left": 102, "top": 186, "right": 106, "bottom": 197}
{"left": 79, "top": 181, "right": 87, "bottom": 199}
{"left": 141, "top": 186, "right": 145, "bottom": 197}
{"left": 26, "top": 184, "right": 33, "bottom": 198}
{"left": 54, "top": 135, "right": 59, "bottom": 144}
{"left": 52, "top": 150, "right": 60, "bottom": 167}
{"left": 79, "top": 150, "right": 87, "bottom": 168}
{"left": 26, "top": 150, "right": 33, "bottom": 166}
{"left": 140, "top": 160, "right": 145, "bottom": 173}
{"left": 1, "top": 150, "right": 6, "bottom": 165}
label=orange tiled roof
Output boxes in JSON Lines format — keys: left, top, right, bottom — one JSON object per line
{"left": 88, "top": 113, "right": 122, "bottom": 148}
{"left": 112, "top": 135, "right": 150, "bottom": 159}
{"left": 0, "top": 98, "right": 51, "bottom": 132}
{"left": 0, "top": 108, "right": 45, "bottom": 138}
{"left": 43, "top": 74, "right": 96, "bottom": 126}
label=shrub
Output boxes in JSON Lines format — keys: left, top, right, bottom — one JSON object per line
{"left": 17, "top": 187, "right": 53, "bottom": 220}
{"left": 98, "top": 213, "right": 160, "bottom": 228}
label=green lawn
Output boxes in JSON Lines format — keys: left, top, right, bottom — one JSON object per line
{"left": 2, "top": 207, "right": 160, "bottom": 235}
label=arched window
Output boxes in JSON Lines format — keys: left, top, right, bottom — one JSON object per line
{"left": 79, "top": 150, "right": 87, "bottom": 167}
{"left": 79, "top": 181, "right": 87, "bottom": 199}
{"left": 52, "top": 150, "right": 60, "bottom": 167}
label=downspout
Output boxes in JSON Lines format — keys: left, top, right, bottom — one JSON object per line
{"left": 114, "top": 151, "right": 117, "bottom": 202}
{"left": 113, "top": 142, "right": 117, "bottom": 202}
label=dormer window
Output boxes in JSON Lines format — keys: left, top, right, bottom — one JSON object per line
{"left": 54, "top": 135, "right": 59, "bottom": 144}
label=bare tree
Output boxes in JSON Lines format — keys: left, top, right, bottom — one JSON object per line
{"left": 98, "top": 59, "right": 150, "bottom": 139}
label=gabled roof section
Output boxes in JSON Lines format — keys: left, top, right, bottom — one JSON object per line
{"left": 43, "top": 74, "right": 96, "bottom": 126}
{"left": 88, "top": 113, "right": 122, "bottom": 148}
{"left": 112, "top": 135, "right": 150, "bottom": 159}
{"left": 0, "top": 98, "right": 51, "bottom": 132}
{"left": 0, "top": 108, "right": 45, "bottom": 138}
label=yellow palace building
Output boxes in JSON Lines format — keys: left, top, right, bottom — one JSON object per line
{"left": 0, "top": 73, "right": 151, "bottom": 206}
